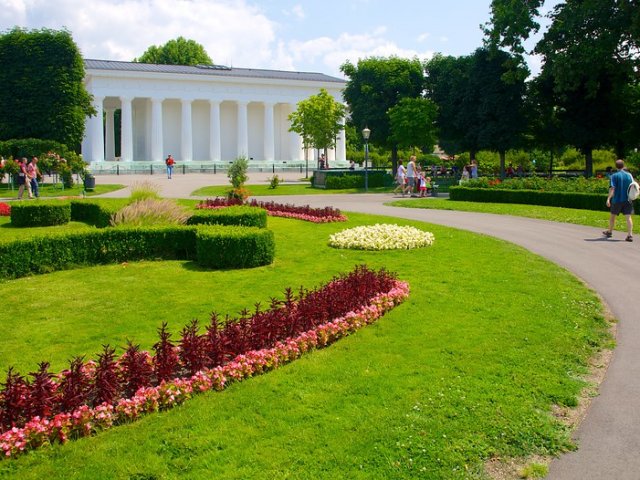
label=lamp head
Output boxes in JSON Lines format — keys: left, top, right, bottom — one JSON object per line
{"left": 362, "top": 127, "right": 371, "bottom": 141}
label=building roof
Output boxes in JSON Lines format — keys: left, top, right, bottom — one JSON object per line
{"left": 84, "top": 59, "right": 346, "bottom": 84}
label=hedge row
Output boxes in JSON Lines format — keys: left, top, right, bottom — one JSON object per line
{"left": 187, "top": 205, "right": 267, "bottom": 228}
{"left": 10, "top": 201, "right": 71, "bottom": 227}
{"left": 69, "top": 200, "right": 129, "bottom": 228}
{"left": 10, "top": 201, "right": 267, "bottom": 229}
{"left": 324, "top": 171, "right": 393, "bottom": 189}
{"left": 448, "top": 187, "right": 640, "bottom": 211}
{"left": 197, "top": 225, "right": 275, "bottom": 269}
{"left": 0, "top": 226, "right": 274, "bottom": 279}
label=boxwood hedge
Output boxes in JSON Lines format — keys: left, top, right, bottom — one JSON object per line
{"left": 448, "top": 186, "right": 638, "bottom": 211}
{"left": 196, "top": 225, "right": 275, "bottom": 269}
{"left": 10, "top": 201, "right": 71, "bottom": 227}
{"left": 187, "top": 205, "right": 267, "bottom": 228}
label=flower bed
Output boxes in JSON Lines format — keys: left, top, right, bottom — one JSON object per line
{"left": 329, "top": 224, "right": 435, "bottom": 250}
{"left": 0, "top": 203, "right": 10, "bottom": 217}
{"left": 0, "top": 266, "right": 408, "bottom": 458}
{"left": 198, "top": 198, "right": 347, "bottom": 223}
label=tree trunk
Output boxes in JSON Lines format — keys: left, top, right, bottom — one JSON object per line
{"left": 391, "top": 145, "right": 398, "bottom": 176}
{"left": 584, "top": 148, "right": 593, "bottom": 178}
{"left": 470, "top": 150, "right": 477, "bottom": 162}
{"left": 549, "top": 150, "right": 554, "bottom": 178}
{"left": 499, "top": 150, "right": 506, "bottom": 180}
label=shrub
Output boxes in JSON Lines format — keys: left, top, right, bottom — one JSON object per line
{"left": 228, "top": 156, "right": 249, "bottom": 189}
{"left": 187, "top": 205, "right": 267, "bottom": 228}
{"left": 10, "top": 201, "right": 71, "bottom": 227}
{"left": 197, "top": 198, "right": 347, "bottom": 223}
{"left": 196, "top": 225, "right": 275, "bottom": 269}
{"left": 0, "top": 138, "right": 68, "bottom": 160}
{"left": 449, "top": 186, "right": 620, "bottom": 211}
{"left": 110, "top": 199, "right": 191, "bottom": 227}
{"left": 323, "top": 171, "right": 393, "bottom": 189}
{"left": 70, "top": 199, "right": 128, "bottom": 228}
{"left": 268, "top": 174, "right": 280, "bottom": 189}
{"left": 0, "top": 203, "right": 10, "bottom": 216}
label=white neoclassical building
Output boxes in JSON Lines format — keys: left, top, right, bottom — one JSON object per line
{"left": 81, "top": 59, "right": 347, "bottom": 170}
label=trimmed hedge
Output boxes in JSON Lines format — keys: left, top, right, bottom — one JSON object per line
{"left": 322, "top": 171, "right": 394, "bottom": 189}
{"left": 0, "top": 224, "right": 275, "bottom": 279}
{"left": 187, "top": 205, "right": 267, "bottom": 228}
{"left": 196, "top": 225, "right": 275, "bottom": 269}
{"left": 10, "top": 201, "right": 71, "bottom": 227}
{"left": 70, "top": 199, "right": 129, "bottom": 228}
{"left": 447, "top": 186, "right": 635, "bottom": 211}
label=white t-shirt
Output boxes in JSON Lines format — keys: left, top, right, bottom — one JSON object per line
{"left": 396, "top": 165, "right": 406, "bottom": 181}
{"left": 406, "top": 161, "right": 416, "bottom": 178}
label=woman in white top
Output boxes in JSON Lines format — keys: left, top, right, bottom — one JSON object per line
{"left": 394, "top": 160, "right": 407, "bottom": 195}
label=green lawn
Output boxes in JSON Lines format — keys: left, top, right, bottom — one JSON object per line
{"left": 192, "top": 183, "right": 393, "bottom": 197}
{"left": 0, "top": 207, "right": 610, "bottom": 479}
{"left": 0, "top": 182, "right": 124, "bottom": 198}
{"left": 390, "top": 197, "right": 640, "bottom": 234}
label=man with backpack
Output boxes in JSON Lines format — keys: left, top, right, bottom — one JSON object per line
{"left": 603, "top": 159, "right": 635, "bottom": 242}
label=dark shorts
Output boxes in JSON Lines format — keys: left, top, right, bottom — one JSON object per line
{"left": 407, "top": 177, "right": 416, "bottom": 187}
{"left": 611, "top": 201, "right": 634, "bottom": 216}
{"left": 16, "top": 175, "right": 25, "bottom": 186}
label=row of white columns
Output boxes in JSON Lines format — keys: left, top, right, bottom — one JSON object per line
{"left": 86, "top": 96, "right": 345, "bottom": 164}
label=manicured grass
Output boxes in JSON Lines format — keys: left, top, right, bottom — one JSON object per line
{"left": 0, "top": 208, "right": 610, "bottom": 479}
{"left": 390, "top": 197, "right": 640, "bottom": 234}
{"left": 192, "top": 183, "right": 393, "bottom": 197}
{"left": 0, "top": 182, "right": 125, "bottom": 198}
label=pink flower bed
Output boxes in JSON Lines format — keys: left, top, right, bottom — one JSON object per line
{"left": 0, "top": 267, "right": 408, "bottom": 458}
{"left": 197, "top": 198, "right": 347, "bottom": 223}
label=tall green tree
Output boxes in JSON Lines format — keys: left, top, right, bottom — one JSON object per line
{"left": 134, "top": 37, "right": 213, "bottom": 65}
{"left": 288, "top": 88, "right": 346, "bottom": 170}
{"left": 0, "top": 27, "right": 94, "bottom": 148}
{"left": 341, "top": 56, "right": 425, "bottom": 172}
{"left": 387, "top": 97, "right": 438, "bottom": 152}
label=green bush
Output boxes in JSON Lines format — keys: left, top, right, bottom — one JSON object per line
{"left": 70, "top": 199, "right": 128, "bottom": 228}
{"left": 196, "top": 225, "right": 275, "bottom": 269}
{"left": 449, "top": 186, "right": 628, "bottom": 211}
{"left": 324, "top": 171, "right": 393, "bottom": 189}
{"left": 0, "top": 138, "right": 68, "bottom": 159}
{"left": 10, "top": 201, "right": 71, "bottom": 227}
{"left": 187, "top": 206, "right": 267, "bottom": 228}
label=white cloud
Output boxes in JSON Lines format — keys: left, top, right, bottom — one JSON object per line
{"left": 0, "top": 0, "right": 278, "bottom": 67}
{"left": 287, "top": 4, "right": 305, "bottom": 20}
{"left": 417, "top": 32, "right": 430, "bottom": 43}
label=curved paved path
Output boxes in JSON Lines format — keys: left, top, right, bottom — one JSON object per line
{"left": 94, "top": 175, "right": 638, "bottom": 479}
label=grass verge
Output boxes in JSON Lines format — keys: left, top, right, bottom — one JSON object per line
{"left": 192, "top": 183, "right": 393, "bottom": 197}
{"left": 0, "top": 209, "right": 611, "bottom": 479}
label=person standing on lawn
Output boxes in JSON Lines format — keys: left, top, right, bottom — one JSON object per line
{"left": 603, "top": 159, "right": 634, "bottom": 242}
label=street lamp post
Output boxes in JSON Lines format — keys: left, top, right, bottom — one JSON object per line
{"left": 362, "top": 127, "right": 370, "bottom": 192}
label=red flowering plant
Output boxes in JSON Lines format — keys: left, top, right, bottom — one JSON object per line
{"left": 0, "top": 266, "right": 409, "bottom": 459}
{"left": 197, "top": 198, "right": 347, "bottom": 223}
{"left": 0, "top": 203, "right": 10, "bottom": 217}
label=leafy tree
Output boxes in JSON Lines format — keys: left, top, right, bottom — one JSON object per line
{"left": 134, "top": 36, "right": 213, "bottom": 65}
{"left": 0, "top": 27, "right": 94, "bottom": 149}
{"left": 341, "top": 56, "right": 425, "bottom": 172}
{"left": 288, "top": 88, "right": 346, "bottom": 168}
{"left": 387, "top": 97, "right": 438, "bottom": 152}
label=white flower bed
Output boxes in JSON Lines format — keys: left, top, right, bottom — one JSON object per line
{"left": 329, "top": 224, "right": 435, "bottom": 250}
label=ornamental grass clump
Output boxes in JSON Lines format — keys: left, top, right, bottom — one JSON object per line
{"left": 128, "top": 181, "right": 161, "bottom": 203}
{"left": 329, "top": 224, "right": 435, "bottom": 250}
{"left": 110, "top": 198, "right": 191, "bottom": 227}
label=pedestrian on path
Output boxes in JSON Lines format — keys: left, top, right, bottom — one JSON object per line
{"left": 394, "top": 159, "right": 407, "bottom": 196}
{"left": 603, "top": 159, "right": 634, "bottom": 242}
{"left": 165, "top": 154, "right": 175, "bottom": 179}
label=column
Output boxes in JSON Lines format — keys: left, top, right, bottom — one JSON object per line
{"left": 150, "top": 98, "right": 164, "bottom": 162}
{"left": 336, "top": 116, "right": 347, "bottom": 162}
{"left": 89, "top": 96, "right": 105, "bottom": 163}
{"left": 209, "top": 100, "right": 221, "bottom": 161}
{"left": 104, "top": 108, "right": 115, "bottom": 161}
{"left": 236, "top": 100, "right": 248, "bottom": 158}
{"left": 181, "top": 99, "right": 193, "bottom": 162}
{"left": 120, "top": 96, "right": 133, "bottom": 162}
{"left": 288, "top": 104, "right": 301, "bottom": 161}
{"left": 263, "top": 102, "right": 275, "bottom": 162}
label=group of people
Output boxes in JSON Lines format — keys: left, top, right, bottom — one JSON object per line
{"left": 13, "top": 157, "right": 41, "bottom": 199}
{"left": 394, "top": 155, "right": 434, "bottom": 197}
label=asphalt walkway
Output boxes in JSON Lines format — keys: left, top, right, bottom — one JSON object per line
{"left": 85, "top": 174, "right": 640, "bottom": 478}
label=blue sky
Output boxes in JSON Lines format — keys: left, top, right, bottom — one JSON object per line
{"left": 0, "top": 0, "right": 559, "bottom": 77}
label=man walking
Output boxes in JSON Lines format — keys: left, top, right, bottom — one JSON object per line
{"left": 603, "top": 159, "right": 634, "bottom": 242}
